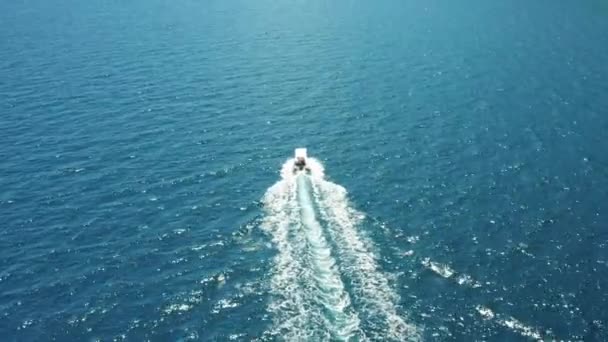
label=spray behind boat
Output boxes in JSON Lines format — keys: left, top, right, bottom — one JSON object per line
{"left": 261, "top": 150, "right": 421, "bottom": 340}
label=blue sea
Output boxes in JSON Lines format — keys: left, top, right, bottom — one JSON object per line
{"left": 1, "top": 0, "right": 608, "bottom": 340}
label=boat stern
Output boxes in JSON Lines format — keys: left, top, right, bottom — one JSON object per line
{"left": 294, "top": 148, "right": 308, "bottom": 172}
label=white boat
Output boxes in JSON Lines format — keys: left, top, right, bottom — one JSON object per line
{"left": 293, "top": 148, "right": 310, "bottom": 174}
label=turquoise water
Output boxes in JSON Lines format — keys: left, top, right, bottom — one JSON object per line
{"left": 2, "top": 0, "right": 608, "bottom": 340}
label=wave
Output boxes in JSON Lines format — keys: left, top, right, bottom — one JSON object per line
{"left": 476, "top": 305, "right": 547, "bottom": 340}
{"left": 260, "top": 158, "right": 420, "bottom": 341}
{"left": 421, "top": 258, "right": 482, "bottom": 288}
{"left": 260, "top": 160, "right": 361, "bottom": 340}
{"left": 261, "top": 172, "right": 311, "bottom": 340}
{"left": 309, "top": 158, "right": 420, "bottom": 341}
{"left": 296, "top": 174, "right": 361, "bottom": 339}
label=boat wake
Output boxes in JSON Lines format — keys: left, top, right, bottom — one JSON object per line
{"left": 260, "top": 158, "right": 420, "bottom": 341}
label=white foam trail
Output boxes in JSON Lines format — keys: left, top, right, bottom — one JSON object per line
{"left": 307, "top": 158, "right": 421, "bottom": 341}
{"left": 261, "top": 159, "right": 362, "bottom": 341}
{"left": 261, "top": 173, "right": 312, "bottom": 340}
{"left": 296, "top": 174, "right": 361, "bottom": 340}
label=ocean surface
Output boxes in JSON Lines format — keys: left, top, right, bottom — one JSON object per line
{"left": 2, "top": 0, "right": 608, "bottom": 340}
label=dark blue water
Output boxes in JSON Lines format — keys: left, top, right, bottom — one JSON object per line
{"left": 2, "top": 0, "right": 608, "bottom": 340}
